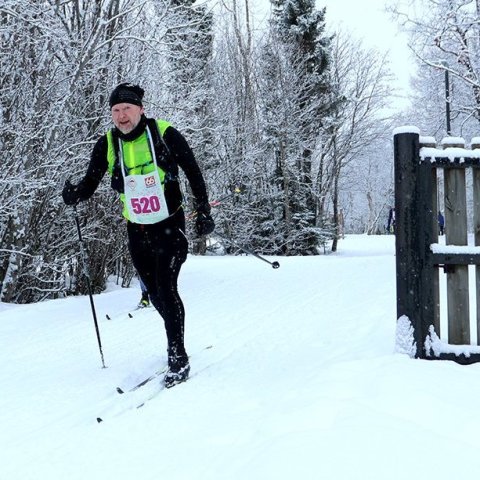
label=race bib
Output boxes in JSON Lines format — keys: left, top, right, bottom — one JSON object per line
{"left": 124, "top": 172, "right": 170, "bottom": 224}
{"left": 118, "top": 126, "right": 170, "bottom": 224}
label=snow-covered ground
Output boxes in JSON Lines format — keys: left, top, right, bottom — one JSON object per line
{"left": 2, "top": 234, "right": 480, "bottom": 480}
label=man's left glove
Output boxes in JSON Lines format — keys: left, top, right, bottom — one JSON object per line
{"left": 62, "top": 179, "right": 81, "bottom": 206}
{"left": 195, "top": 212, "right": 215, "bottom": 236}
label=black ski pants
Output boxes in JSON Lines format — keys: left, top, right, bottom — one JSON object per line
{"left": 127, "top": 215, "right": 188, "bottom": 357}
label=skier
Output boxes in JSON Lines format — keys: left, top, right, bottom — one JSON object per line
{"left": 387, "top": 207, "right": 395, "bottom": 234}
{"left": 62, "top": 83, "right": 214, "bottom": 387}
{"left": 138, "top": 278, "right": 150, "bottom": 308}
{"left": 438, "top": 211, "right": 445, "bottom": 235}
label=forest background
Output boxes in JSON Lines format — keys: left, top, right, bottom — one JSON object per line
{"left": 1, "top": 0, "right": 479, "bottom": 303}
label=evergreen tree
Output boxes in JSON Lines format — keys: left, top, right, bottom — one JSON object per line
{"left": 161, "top": 0, "right": 215, "bottom": 253}
{"left": 263, "top": 0, "right": 339, "bottom": 254}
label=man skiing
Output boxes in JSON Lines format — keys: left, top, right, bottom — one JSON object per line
{"left": 62, "top": 83, "right": 214, "bottom": 387}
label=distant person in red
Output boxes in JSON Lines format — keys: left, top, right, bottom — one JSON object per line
{"left": 62, "top": 83, "right": 214, "bottom": 387}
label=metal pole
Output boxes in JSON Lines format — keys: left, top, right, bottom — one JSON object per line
{"left": 445, "top": 69, "right": 451, "bottom": 135}
{"left": 72, "top": 205, "right": 106, "bottom": 368}
{"left": 441, "top": 61, "right": 452, "bottom": 135}
{"left": 216, "top": 233, "right": 280, "bottom": 269}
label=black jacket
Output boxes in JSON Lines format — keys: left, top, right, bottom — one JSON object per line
{"left": 74, "top": 115, "right": 210, "bottom": 223}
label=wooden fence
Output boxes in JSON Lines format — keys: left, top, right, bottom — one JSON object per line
{"left": 394, "top": 127, "right": 480, "bottom": 363}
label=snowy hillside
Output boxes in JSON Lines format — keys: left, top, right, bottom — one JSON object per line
{"left": 2, "top": 234, "right": 480, "bottom": 480}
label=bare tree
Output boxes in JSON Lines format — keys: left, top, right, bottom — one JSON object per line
{"left": 0, "top": 0, "right": 182, "bottom": 301}
{"left": 389, "top": 0, "right": 480, "bottom": 136}
{"left": 324, "top": 30, "right": 395, "bottom": 247}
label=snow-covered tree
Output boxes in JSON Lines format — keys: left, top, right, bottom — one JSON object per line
{"left": 326, "top": 30, "right": 395, "bottom": 244}
{"left": 0, "top": 0, "right": 181, "bottom": 301}
{"left": 261, "top": 0, "right": 339, "bottom": 254}
{"left": 0, "top": 0, "right": 404, "bottom": 304}
{"left": 160, "top": 0, "right": 215, "bottom": 253}
{"left": 390, "top": 0, "right": 480, "bottom": 137}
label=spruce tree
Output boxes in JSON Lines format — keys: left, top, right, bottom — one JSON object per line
{"left": 264, "top": 0, "right": 338, "bottom": 254}
{"left": 163, "top": 0, "right": 215, "bottom": 253}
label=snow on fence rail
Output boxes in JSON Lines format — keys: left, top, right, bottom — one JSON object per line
{"left": 394, "top": 127, "right": 480, "bottom": 364}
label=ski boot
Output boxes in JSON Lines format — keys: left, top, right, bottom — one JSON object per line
{"left": 164, "top": 352, "right": 190, "bottom": 388}
{"left": 137, "top": 295, "right": 150, "bottom": 309}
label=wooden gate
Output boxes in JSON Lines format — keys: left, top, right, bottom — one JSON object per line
{"left": 394, "top": 127, "right": 480, "bottom": 363}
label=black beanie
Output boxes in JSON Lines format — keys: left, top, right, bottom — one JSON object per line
{"left": 109, "top": 82, "right": 145, "bottom": 108}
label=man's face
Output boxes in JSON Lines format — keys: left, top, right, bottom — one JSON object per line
{"left": 111, "top": 103, "right": 144, "bottom": 134}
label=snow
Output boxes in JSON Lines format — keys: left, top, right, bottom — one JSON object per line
{"left": 419, "top": 135, "right": 436, "bottom": 145}
{"left": 392, "top": 125, "right": 420, "bottom": 135}
{"left": 420, "top": 146, "right": 480, "bottom": 162}
{"left": 425, "top": 326, "right": 480, "bottom": 357}
{"left": 394, "top": 315, "right": 416, "bottom": 358}
{"left": 441, "top": 136, "right": 465, "bottom": 147}
{"left": 2, "top": 234, "right": 480, "bottom": 480}
{"left": 394, "top": 128, "right": 480, "bottom": 163}
{"left": 431, "top": 243, "right": 480, "bottom": 254}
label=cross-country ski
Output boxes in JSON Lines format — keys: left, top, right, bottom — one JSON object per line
{"left": 116, "top": 367, "right": 167, "bottom": 394}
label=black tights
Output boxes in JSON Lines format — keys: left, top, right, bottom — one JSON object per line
{"left": 127, "top": 220, "right": 188, "bottom": 357}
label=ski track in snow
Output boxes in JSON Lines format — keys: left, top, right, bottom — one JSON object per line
{"left": 2, "top": 235, "right": 480, "bottom": 480}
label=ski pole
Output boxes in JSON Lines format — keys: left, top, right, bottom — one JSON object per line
{"left": 72, "top": 205, "right": 106, "bottom": 368}
{"left": 216, "top": 232, "right": 280, "bottom": 269}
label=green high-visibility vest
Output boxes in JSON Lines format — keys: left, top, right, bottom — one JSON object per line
{"left": 106, "top": 119, "right": 171, "bottom": 221}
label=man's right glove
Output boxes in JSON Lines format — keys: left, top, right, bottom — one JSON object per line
{"left": 195, "top": 212, "right": 215, "bottom": 236}
{"left": 62, "top": 180, "right": 81, "bottom": 206}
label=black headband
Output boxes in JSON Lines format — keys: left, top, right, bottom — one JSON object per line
{"left": 109, "top": 83, "right": 144, "bottom": 108}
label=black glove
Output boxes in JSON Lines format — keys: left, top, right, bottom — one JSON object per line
{"left": 62, "top": 180, "right": 81, "bottom": 206}
{"left": 195, "top": 212, "right": 215, "bottom": 236}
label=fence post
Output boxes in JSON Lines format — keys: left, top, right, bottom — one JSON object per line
{"left": 394, "top": 128, "right": 436, "bottom": 358}
{"left": 394, "top": 129, "right": 421, "bottom": 356}
{"left": 473, "top": 139, "right": 480, "bottom": 345}
{"left": 443, "top": 139, "right": 469, "bottom": 344}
